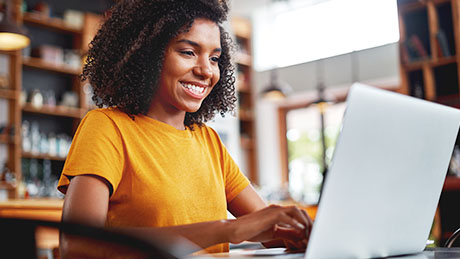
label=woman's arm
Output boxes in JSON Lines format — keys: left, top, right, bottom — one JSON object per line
{"left": 227, "top": 184, "right": 267, "bottom": 216}
{"left": 61, "top": 175, "right": 228, "bottom": 253}
{"left": 61, "top": 175, "right": 110, "bottom": 226}
{"left": 61, "top": 176, "right": 310, "bottom": 251}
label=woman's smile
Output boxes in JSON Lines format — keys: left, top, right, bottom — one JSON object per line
{"left": 180, "top": 81, "right": 208, "bottom": 98}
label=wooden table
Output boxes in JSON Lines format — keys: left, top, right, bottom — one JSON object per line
{"left": 0, "top": 198, "right": 63, "bottom": 250}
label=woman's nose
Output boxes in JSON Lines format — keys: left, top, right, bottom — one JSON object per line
{"left": 193, "top": 59, "right": 213, "bottom": 79}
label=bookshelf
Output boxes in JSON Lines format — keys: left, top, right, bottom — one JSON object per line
{"left": 0, "top": 0, "right": 103, "bottom": 199}
{"left": 397, "top": 0, "right": 460, "bottom": 104}
{"left": 397, "top": 0, "right": 460, "bottom": 245}
{"left": 0, "top": 88, "right": 18, "bottom": 100}
{"left": 232, "top": 17, "right": 258, "bottom": 184}
{"left": 22, "top": 57, "right": 81, "bottom": 76}
{"left": 0, "top": 0, "right": 23, "bottom": 198}
{"left": 22, "top": 103, "right": 84, "bottom": 119}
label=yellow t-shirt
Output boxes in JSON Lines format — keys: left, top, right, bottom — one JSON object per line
{"left": 57, "top": 108, "right": 250, "bottom": 253}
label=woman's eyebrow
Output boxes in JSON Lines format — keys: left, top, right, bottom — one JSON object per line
{"left": 176, "top": 39, "right": 222, "bottom": 53}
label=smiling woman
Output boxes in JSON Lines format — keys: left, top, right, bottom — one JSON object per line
{"left": 56, "top": 0, "right": 312, "bottom": 256}
{"left": 81, "top": 0, "right": 237, "bottom": 128}
{"left": 150, "top": 19, "right": 223, "bottom": 128}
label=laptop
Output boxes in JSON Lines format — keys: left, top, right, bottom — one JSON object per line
{"left": 305, "top": 83, "right": 460, "bottom": 258}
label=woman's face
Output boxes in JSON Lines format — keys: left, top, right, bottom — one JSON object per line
{"left": 154, "top": 18, "right": 221, "bottom": 114}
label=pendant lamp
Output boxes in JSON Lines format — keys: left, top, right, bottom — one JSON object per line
{"left": 0, "top": 0, "right": 30, "bottom": 51}
{"left": 261, "top": 69, "right": 292, "bottom": 100}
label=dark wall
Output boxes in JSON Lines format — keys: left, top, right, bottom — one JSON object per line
{"left": 24, "top": 0, "right": 113, "bottom": 16}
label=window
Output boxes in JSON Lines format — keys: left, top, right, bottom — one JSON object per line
{"left": 253, "top": 0, "right": 400, "bottom": 71}
{"left": 285, "top": 101, "right": 347, "bottom": 205}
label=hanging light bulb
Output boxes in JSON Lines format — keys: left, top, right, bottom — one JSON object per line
{"left": 261, "top": 69, "right": 292, "bottom": 100}
{"left": 0, "top": 0, "right": 30, "bottom": 51}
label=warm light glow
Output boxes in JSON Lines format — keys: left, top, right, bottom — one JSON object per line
{"left": 253, "top": 0, "right": 400, "bottom": 71}
{"left": 0, "top": 32, "right": 30, "bottom": 51}
{"left": 263, "top": 90, "right": 286, "bottom": 100}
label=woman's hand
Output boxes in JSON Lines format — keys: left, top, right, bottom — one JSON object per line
{"left": 227, "top": 204, "right": 312, "bottom": 250}
{"left": 261, "top": 225, "right": 310, "bottom": 252}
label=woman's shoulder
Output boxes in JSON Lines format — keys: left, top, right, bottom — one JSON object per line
{"left": 85, "top": 108, "right": 131, "bottom": 122}
{"left": 195, "top": 124, "right": 222, "bottom": 141}
{"left": 78, "top": 108, "right": 137, "bottom": 138}
{"left": 195, "top": 123, "right": 215, "bottom": 133}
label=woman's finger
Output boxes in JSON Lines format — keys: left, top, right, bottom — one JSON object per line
{"left": 277, "top": 212, "right": 306, "bottom": 231}
{"left": 282, "top": 206, "right": 310, "bottom": 230}
{"left": 274, "top": 225, "right": 306, "bottom": 241}
{"left": 283, "top": 239, "right": 306, "bottom": 252}
{"left": 300, "top": 209, "right": 313, "bottom": 239}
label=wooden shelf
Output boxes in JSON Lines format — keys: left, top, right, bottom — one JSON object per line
{"left": 402, "top": 56, "right": 457, "bottom": 71}
{"left": 22, "top": 103, "right": 83, "bottom": 119}
{"left": 435, "top": 94, "right": 460, "bottom": 107}
{"left": 237, "top": 83, "right": 251, "bottom": 94}
{"left": 232, "top": 16, "right": 257, "bottom": 183}
{"left": 0, "top": 198, "right": 63, "bottom": 210}
{"left": 0, "top": 89, "right": 18, "bottom": 100}
{"left": 22, "top": 152, "right": 66, "bottom": 161}
{"left": 1, "top": 1, "right": 104, "bottom": 199}
{"left": 443, "top": 176, "right": 460, "bottom": 191}
{"left": 23, "top": 12, "right": 82, "bottom": 35}
{"left": 22, "top": 57, "right": 81, "bottom": 76}
{"left": 398, "top": 0, "right": 460, "bottom": 243}
{"left": 240, "top": 137, "right": 254, "bottom": 150}
{"left": 0, "top": 134, "right": 16, "bottom": 145}
{"left": 239, "top": 110, "right": 254, "bottom": 121}
{"left": 398, "top": 1, "right": 426, "bottom": 13}
{"left": 0, "top": 181, "right": 15, "bottom": 190}
{"left": 0, "top": 134, "right": 7, "bottom": 144}
{"left": 434, "top": 0, "right": 451, "bottom": 5}
{"left": 235, "top": 52, "right": 252, "bottom": 66}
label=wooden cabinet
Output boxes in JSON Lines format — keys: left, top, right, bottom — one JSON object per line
{"left": 0, "top": 0, "right": 25, "bottom": 199}
{"left": 232, "top": 17, "right": 258, "bottom": 184}
{"left": 0, "top": 0, "right": 103, "bottom": 199}
{"left": 397, "top": 0, "right": 460, "bottom": 245}
{"left": 0, "top": 50, "right": 21, "bottom": 199}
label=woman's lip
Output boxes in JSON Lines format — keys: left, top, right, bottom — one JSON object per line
{"left": 180, "top": 82, "right": 207, "bottom": 99}
{"left": 182, "top": 86, "right": 207, "bottom": 99}
{"left": 180, "top": 81, "right": 209, "bottom": 88}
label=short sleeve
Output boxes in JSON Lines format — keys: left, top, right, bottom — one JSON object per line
{"left": 224, "top": 151, "right": 250, "bottom": 202}
{"left": 57, "top": 110, "right": 124, "bottom": 195}
{"left": 205, "top": 128, "right": 250, "bottom": 202}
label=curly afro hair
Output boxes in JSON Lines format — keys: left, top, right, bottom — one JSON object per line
{"left": 82, "top": 0, "right": 237, "bottom": 127}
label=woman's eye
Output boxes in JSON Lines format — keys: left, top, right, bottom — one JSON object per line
{"left": 210, "top": 56, "right": 220, "bottom": 63}
{"left": 180, "top": 50, "right": 195, "bottom": 56}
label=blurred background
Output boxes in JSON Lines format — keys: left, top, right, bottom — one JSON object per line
{"left": 1, "top": 0, "right": 460, "bottom": 255}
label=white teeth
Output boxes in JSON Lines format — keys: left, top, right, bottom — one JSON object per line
{"left": 181, "top": 83, "right": 205, "bottom": 94}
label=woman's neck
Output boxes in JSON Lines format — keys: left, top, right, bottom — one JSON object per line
{"left": 147, "top": 103, "right": 187, "bottom": 130}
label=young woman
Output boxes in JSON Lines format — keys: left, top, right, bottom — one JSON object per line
{"left": 57, "top": 0, "right": 312, "bottom": 254}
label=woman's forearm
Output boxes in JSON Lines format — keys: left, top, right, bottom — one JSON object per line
{"left": 120, "top": 219, "right": 234, "bottom": 250}
{"left": 121, "top": 204, "right": 310, "bottom": 250}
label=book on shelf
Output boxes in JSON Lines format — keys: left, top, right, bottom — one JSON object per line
{"left": 409, "top": 34, "right": 428, "bottom": 59}
{"left": 436, "top": 30, "right": 452, "bottom": 57}
{"left": 402, "top": 41, "right": 422, "bottom": 62}
{"left": 410, "top": 81, "right": 425, "bottom": 99}
{"left": 400, "top": 42, "right": 411, "bottom": 64}
{"left": 401, "top": 35, "right": 429, "bottom": 63}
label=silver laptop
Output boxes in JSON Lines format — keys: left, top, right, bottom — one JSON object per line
{"left": 305, "top": 83, "right": 460, "bottom": 259}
